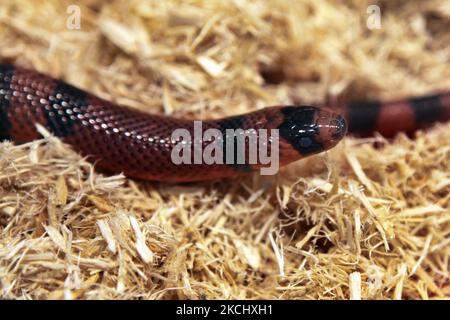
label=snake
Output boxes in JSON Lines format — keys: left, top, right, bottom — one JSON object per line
{"left": 0, "top": 64, "right": 449, "bottom": 182}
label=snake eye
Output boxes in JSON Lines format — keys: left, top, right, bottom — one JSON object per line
{"left": 298, "top": 136, "right": 312, "bottom": 148}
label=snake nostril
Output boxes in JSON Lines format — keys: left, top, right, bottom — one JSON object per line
{"left": 331, "top": 116, "right": 347, "bottom": 139}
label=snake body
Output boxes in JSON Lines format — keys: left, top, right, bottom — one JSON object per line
{"left": 0, "top": 64, "right": 346, "bottom": 182}
{"left": 340, "top": 91, "right": 450, "bottom": 137}
{"left": 0, "top": 64, "right": 448, "bottom": 182}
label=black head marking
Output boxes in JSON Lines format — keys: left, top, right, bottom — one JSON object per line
{"left": 278, "top": 106, "right": 324, "bottom": 155}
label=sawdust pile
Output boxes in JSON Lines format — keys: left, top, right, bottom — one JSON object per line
{"left": 0, "top": 0, "right": 449, "bottom": 299}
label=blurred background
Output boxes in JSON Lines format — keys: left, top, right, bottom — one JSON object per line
{"left": 1, "top": 0, "right": 449, "bottom": 118}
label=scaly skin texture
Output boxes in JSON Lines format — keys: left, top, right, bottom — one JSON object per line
{"left": 0, "top": 64, "right": 346, "bottom": 182}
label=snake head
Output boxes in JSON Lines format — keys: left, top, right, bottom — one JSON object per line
{"left": 278, "top": 106, "right": 347, "bottom": 156}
